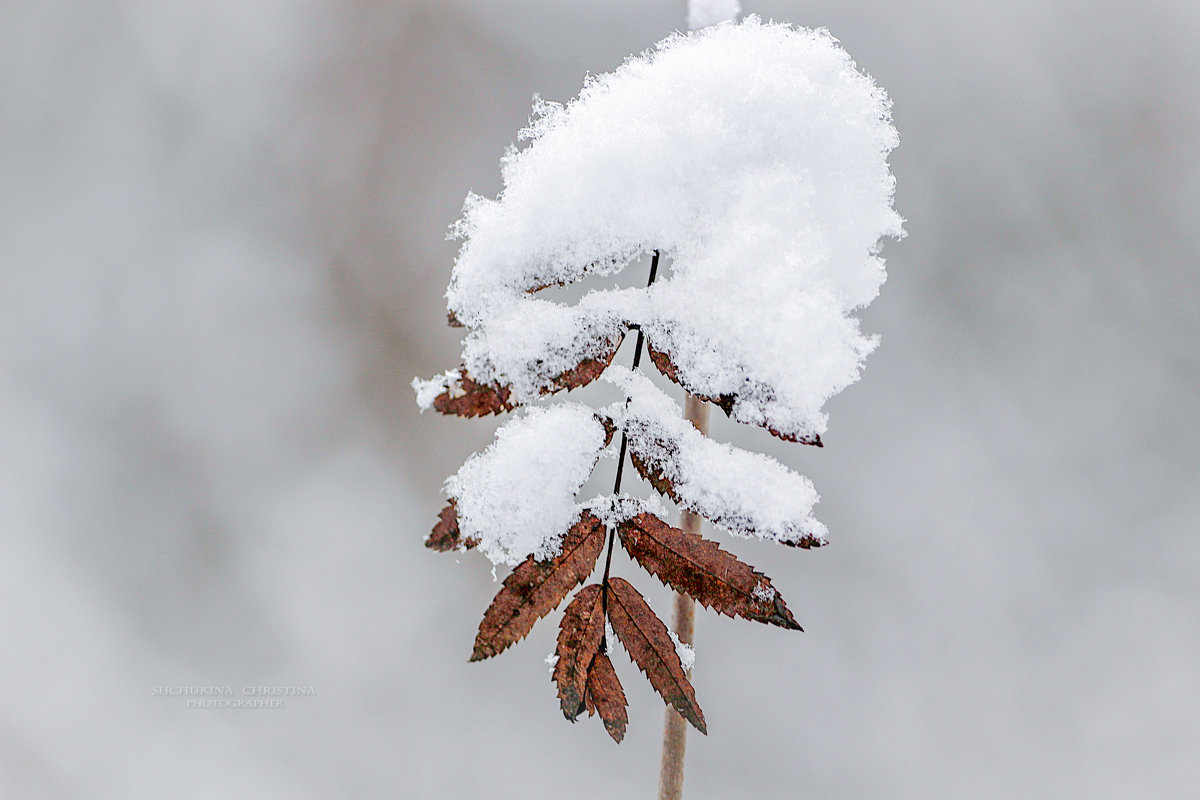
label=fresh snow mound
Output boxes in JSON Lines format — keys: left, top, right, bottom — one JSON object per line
{"left": 442, "top": 17, "right": 901, "bottom": 440}
{"left": 605, "top": 368, "right": 828, "bottom": 545}
{"left": 445, "top": 405, "right": 608, "bottom": 566}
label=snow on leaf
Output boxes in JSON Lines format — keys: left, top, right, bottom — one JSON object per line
{"left": 416, "top": 14, "right": 901, "bottom": 741}
{"left": 618, "top": 512, "right": 803, "bottom": 629}
{"left": 444, "top": 18, "right": 900, "bottom": 438}
{"left": 457, "top": 295, "right": 628, "bottom": 402}
{"left": 584, "top": 652, "right": 628, "bottom": 743}
{"left": 413, "top": 367, "right": 516, "bottom": 418}
{"left": 542, "top": 333, "right": 625, "bottom": 394}
{"left": 667, "top": 630, "right": 696, "bottom": 672}
{"left": 607, "top": 367, "right": 829, "bottom": 547}
{"left": 553, "top": 584, "right": 606, "bottom": 721}
{"left": 586, "top": 493, "right": 669, "bottom": 531}
{"left": 446, "top": 404, "right": 609, "bottom": 566}
{"left": 646, "top": 342, "right": 821, "bottom": 445}
{"left": 606, "top": 577, "right": 706, "bottom": 735}
{"left": 470, "top": 512, "right": 606, "bottom": 661}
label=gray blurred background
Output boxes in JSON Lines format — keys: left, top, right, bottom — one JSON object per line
{"left": 2, "top": 1, "right": 1198, "bottom": 797}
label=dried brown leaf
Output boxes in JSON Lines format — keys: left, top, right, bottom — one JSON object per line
{"left": 596, "top": 414, "right": 617, "bottom": 447}
{"left": 553, "top": 584, "right": 606, "bottom": 720}
{"left": 647, "top": 343, "right": 822, "bottom": 446}
{"left": 425, "top": 501, "right": 477, "bottom": 552}
{"left": 778, "top": 534, "right": 829, "bottom": 550}
{"left": 606, "top": 577, "right": 706, "bottom": 735}
{"left": 618, "top": 513, "right": 802, "bottom": 630}
{"left": 628, "top": 449, "right": 676, "bottom": 503}
{"left": 433, "top": 368, "right": 516, "bottom": 417}
{"left": 584, "top": 652, "right": 628, "bottom": 743}
{"left": 470, "top": 512, "right": 606, "bottom": 662}
{"left": 647, "top": 344, "right": 735, "bottom": 417}
{"left": 541, "top": 334, "right": 624, "bottom": 395}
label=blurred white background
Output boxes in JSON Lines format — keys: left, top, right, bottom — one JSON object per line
{"left": 2, "top": 1, "right": 1198, "bottom": 797}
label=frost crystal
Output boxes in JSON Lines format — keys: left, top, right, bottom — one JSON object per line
{"left": 445, "top": 405, "right": 607, "bottom": 566}
{"left": 442, "top": 18, "right": 901, "bottom": 442}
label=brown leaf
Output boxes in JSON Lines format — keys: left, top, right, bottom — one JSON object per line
{"left": 647, "top": 344, "right": 735, "bottom": 417}
{"left": 647, "top": 343, "right": 822, "bottom": 446}
{"left": 470, "top": 512, "right": 606, "bottom": 662}
{"left": 606, "top": 577, "right": 706, "bottom": 734}
{"left": 584, "top": 652, "right": 628, "bottom": 743}
{"left": 433, "top": 368, "right": 516, "bottom": 417}
{"left": 596, "top": 414, "right": 617, "bottom": 447}
{"left": 553, "top": 584, "right": 606, "bottom": 720}
{"left": 618, "top": 513, "right": 802, "bottom": 630}
{"left": 425, "top": 501, "right": 477, "bottom": 552}
{"left": 778, "top": 534, "right": 828, "bottom": 550}
{"left": 628, "top": 449, "right": 676, "bottom": 504}
{"left": 766, "top": 426, "right": 823, "bottom": 447}
{"left": 540, "top": 334, "right": 624, "bottom": 395}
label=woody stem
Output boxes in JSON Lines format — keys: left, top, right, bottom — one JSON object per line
{"left": 657, "top": 395, "right": 708, "bottom": 800}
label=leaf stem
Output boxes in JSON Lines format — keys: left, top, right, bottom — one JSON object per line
{"left": 601, "top": 250, "right": 661, "bottom": 626}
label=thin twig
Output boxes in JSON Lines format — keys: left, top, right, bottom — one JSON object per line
{"left": 600, "top": 250, "right": 660, "bottom": 624}
{"left": 658, "top": 394, "right": 709, "bottom": 800}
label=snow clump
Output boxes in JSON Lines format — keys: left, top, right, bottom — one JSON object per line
{"left": 445, "top": 405, "right": 609, "bottom": 566}
{"left": 442, "top": 17, "right": 902, "bottom": 443}
{"left": 604, "top": 367, "right": 827, "bottom": 546}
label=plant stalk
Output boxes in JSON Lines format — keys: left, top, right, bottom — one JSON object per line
{"left": 657, "top": 394, "right": 709, "bottom": 800}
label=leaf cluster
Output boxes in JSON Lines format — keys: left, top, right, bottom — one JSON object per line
{"left": 429, "top": 490, "right": 808, "bottom": 741}
{"left": 423, "top": 255, "right": 825, "bottom": 740}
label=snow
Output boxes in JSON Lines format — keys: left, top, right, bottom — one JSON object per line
{"left": 752, "top": 583, "right": 777, "bottom": 603}
{"left": 412, "top": 369, "right": 457, "bottom": 411}
{"left": 688, "top": 0, "right": 740, "bottom": 31}
{"left": 444, "top": 405, "right": 609, "bottom": 566}
{"left": 437, "top": 17, "right": 901, "bottom": 441}
{"left": 586, "top": 493, "right": 669, "bottom": 529}
{"left": 605, "top": 368, "right": 828, "bottom": 546}
{"left": 669, "top": 630, "right": 696, "bottom": 671}
{"left": 422, "top": 16, "right": 898, "bottom": 562}
{"left": 604, "top": 369, "right": 830, "bottom": 544}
